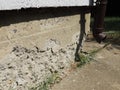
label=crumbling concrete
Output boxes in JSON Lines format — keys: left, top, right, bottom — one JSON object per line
{"left": 0, "top": 8, "right": 90, "bottom": 90}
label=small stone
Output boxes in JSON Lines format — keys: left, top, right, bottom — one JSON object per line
{"left": 7, "top": 80, "right": 13, "bottom": 84}
{"left": 0, "top": 64, "right": 6, "bottom": 70}
{"left": 13, "top": 29, "right": 17, "bottom": 33}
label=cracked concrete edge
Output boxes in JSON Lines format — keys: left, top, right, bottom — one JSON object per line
{"left": 0, "top": 10, "right": 90, "bottom": 89}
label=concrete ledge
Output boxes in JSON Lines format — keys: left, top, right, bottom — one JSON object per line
{"left": 0, "top": 8, "right": 90, "bottom": 89}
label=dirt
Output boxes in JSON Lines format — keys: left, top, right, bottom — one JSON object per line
{"left": 51, "top": 40, "right": 120, "bottom": 90}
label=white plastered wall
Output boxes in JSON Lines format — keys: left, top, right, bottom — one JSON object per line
{"left": 0, "top": 0, "right": 90, "bottom": 10}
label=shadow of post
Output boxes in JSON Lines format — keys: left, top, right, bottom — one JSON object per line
{"left": 75, "top": 12, "right": 86, "bottom": 61}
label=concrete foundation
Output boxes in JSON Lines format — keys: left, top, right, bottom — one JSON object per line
{"left": 0, "top": 8, "right": 90, "bottom": 90}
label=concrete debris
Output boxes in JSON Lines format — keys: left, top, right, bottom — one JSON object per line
{"left": 0, "top": 41, "right": 77, "bottom": 90}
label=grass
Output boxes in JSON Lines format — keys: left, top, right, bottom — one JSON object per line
{"left": 79, "top": 16, "right": 120, "bottom": 66}
{"left": 90, "top": 17, "right": 120, "bottom": 43}
{"left": 91, "top": 17, "right": 120, "bottom": 31}
{"left": 79, "top": 16, "right": 120, "bottom": 67}
{"left": 29, "top": 73, "right": 61, "bottom": 90}
{"left": 104, "top": 17, "right": 120, "bottom": 31}
{"left": 104, "top": 17, "right": 120, "bottom": 45}
{"left": 77, "top": 43, "right": 110, "bottom": 67}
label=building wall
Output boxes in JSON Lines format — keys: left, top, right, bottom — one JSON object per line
{"left": 0, "top": 0, "right": 90, "bottom": 10}
{"left": 0, "top": 8, "right": 90, "bottom": 89}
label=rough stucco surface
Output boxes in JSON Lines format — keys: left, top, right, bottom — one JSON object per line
{"left": 0, "top": 0, "right": 90, "bottom": 10}
{"left": 0, "top": 9, "right": 90, "bottom": 89}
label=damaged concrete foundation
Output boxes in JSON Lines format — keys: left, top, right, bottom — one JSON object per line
{"left": 0, "top": 8, "right": 90, "bottom": 89}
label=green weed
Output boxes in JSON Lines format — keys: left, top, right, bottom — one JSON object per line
{"left": 77, "top": 43, "right": 110, "bottom": 67}
{"left": 29, "top": 73, "right": 61, "bottom": 90}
